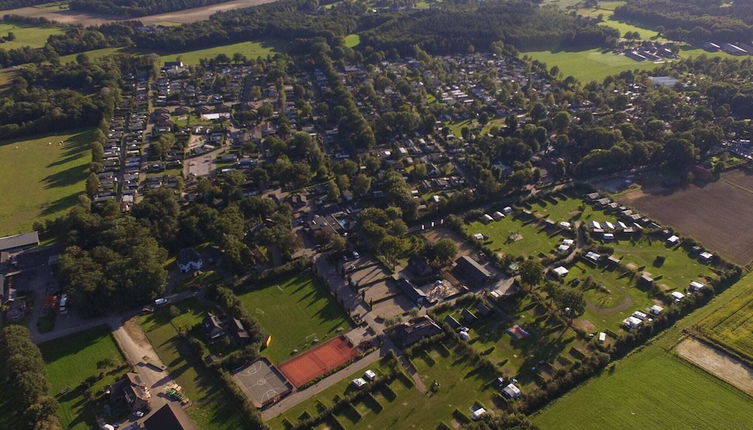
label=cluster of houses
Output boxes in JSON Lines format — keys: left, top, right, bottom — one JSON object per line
{"left": 623, "top": 41, "right": 677, "bottom": 62}
{"left": 96, "top": 72, "right": 149, "bottom": 209}
{"left": 704, "top": 41, "right": 753, "bottom": 56}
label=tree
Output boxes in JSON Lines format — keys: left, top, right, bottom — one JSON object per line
{"left": 519, "top": 260, "right": 543, "bottom": 287}
{"left": 553, "top": 111, "right": 571, "bottom": 132}
{"left": 85, "top": 172, "right": 99, "bottom": 198}
{"left": 551, "top": 287, "right": 586, "bottom": 317}
{"left": 431, "top": 238, "right": 457, "bottom": 265}
{"left": 327, "top": 180, "right": 341, "bottom": 202}
{"left": 353, "top": 173, "right": 372, "bottom": 197}
{"left": 663, "top": 137, "right": 696, "bottom": 171}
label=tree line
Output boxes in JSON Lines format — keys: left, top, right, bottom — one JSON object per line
{"left": 69, "top": 0, "right": 231, "bottom": 18}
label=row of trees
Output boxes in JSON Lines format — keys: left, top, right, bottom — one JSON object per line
{"left": 0, "top": 326, "right": 61, "bottom": 430}
{"left": 69, "top": 0, "right": 231, "bottom": 18}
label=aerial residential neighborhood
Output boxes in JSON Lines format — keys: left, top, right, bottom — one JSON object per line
{"left": 2, "top": 0, "right": 753, "bottom": 430}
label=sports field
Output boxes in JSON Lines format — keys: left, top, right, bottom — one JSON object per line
{"left": 0, "top": 129, "right": 94, "bottom": 236}
{"left": 616, "top": 169, "right": 753, "bottom": 266}
{"left": 523, "top": 48, "right": 660, "bottom": 83}
{"left": 534, "top": 273, "right": 753, "bottom": 429}
{"left": 0, "top": 22, "right": 62, "bottom": 49}
{"left": 238, "top": 273, "right": 352, "bottom": 364}
{"left": 278, "top": 336, "right": 358, "bottom": 387}
{"left": 40, "top": 326, "right": 126, "bottom": 430}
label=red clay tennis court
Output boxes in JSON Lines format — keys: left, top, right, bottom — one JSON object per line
{"left": 278, "top": 336, "right": 358, "bottom": 387}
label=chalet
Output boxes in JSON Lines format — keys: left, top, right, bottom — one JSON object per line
{"left": 177, "top": 248, "right": 203, "bottom": 273}
{"left": 144, "top": 403, "right": 196, "bottom": 430}
{"left": 202, "top": 313, "right": 225, "bottom": 340}
{"left": 389, "top": 316, "right": 443, "bottom": 348}
{"left": 110, "top": 372, "right": 150, "bottom": 412}
{"left": 455, "top": 256, "right": 493, "bottom": 285}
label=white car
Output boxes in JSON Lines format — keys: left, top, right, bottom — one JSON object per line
{"left": 364, "top": 370, "right": 377, "bottom": 381}
{"left": 351, "top": 378, "right": 367, "bottom": 388}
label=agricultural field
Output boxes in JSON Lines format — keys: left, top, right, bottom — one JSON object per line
{"left": 616, "top": 169, "right": 753, "bottom": 266}
{"left": 434, "top": 295, "right": 583, "bottom": 389}
{"left": 40, "top": 326, "right": 126, "bottom": 430}
{"left": 0, "top": 21, "right": 63, "bottom": 49}
{"left": 139, "top": 299, "right": 248, "bottom": 430}
{"left": 534, "top": 273, "right": 753, "bottom": 429}
{"left": 563, "top": 261, "right": 657, "bottom": 330}
{"left": 267, "top": 356, "right": 400, "bottom": 429}
{"left": 238, "top": 272, "right": 352, "bottom": 364}
{"left": 697, "top": 285, "right": 753, "bottom": 362}
{"left": 466, "top": 214, "right": 563, "bottom": 259}
{"left": 0, "top": 129, "right": 94, "bottom": 236}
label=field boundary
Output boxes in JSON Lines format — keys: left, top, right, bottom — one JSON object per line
{"left": 675, "top": 336, "right": 753, "bottom": 397}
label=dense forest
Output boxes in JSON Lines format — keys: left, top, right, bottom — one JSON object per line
{"left": 0, "top": 0, "right": 48, "bottom": 10}
{"left": 614, "top": 0, "right": 753, "bottom": 42}
{"left": 68, "top": 0, "right": 232, "bottom": 18}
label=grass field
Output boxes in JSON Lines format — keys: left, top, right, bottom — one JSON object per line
{"left": 434, "top": 295, "right": 582, "bottom": 388}
{"left": 0, "top": 129, "right": 94, "bottom": 236}
{"left": 466, "top": 215, "right": 563, "bottom": 259}
{"left": 57, "top": 39, "right": 284, "bottom": 66}
{"left": 523, "top": 193, "right": 617, "bottom": 225}
{"left": 523, "top": 48, "right": 661, "bottom": 83}
{"left": 238, "top": 273, "right": 352, "bottom": 364}
{"left": 564, "top": 261, "right": 657, "bottom": 329}
{"left": 534, "top": 273, "right": 753, "bottom": 429}
{"left": 40, "top": 326, "right": 126, "bottom": 430}
{"left": 0, "top": 22, "right": 62, "bottom": 49}
{"left": 344, "top": 34, "right": 360, "bottom": 48}
{"left": 698, "top": 287, "right": 753, "bottom": 362}
{"left": 139, "top": 299, "right": 248, "bottom": 430}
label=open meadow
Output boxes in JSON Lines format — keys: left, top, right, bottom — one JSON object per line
{"left": 523, "top": 48, "right": 660, "bottom": 83}
{"left": 616, "top": 169, "right": 753, "bottom": 266}
{"left": 533, "top": 273, "right": 753, "bottom": 429}
{"left": 466, "top": 215, "right": 563, "bottom": 259}
{"left": 238, "top": 272, "right": 352, "bottom": 364}
{"left": 0, "top": 21, "right": 62, "bottom": 49}
{"left": 40, "top": 326, "right": 126, "bottom": 430}
{"left": 0, "top": 129, "right": 94, "bottom": 236}
{"left": 139, "top": 299, "right": 248, "bottom": 430}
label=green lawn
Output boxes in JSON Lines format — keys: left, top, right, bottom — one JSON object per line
{"left": 0, "top": 129, "right": 94, "bottom": 236}
{"left": 466, "top": 215, "right": 563, "bottom": 259}
{"left": 58, "top": 40, "right": 285, "bottom": 66}
{"left": 610, "top": 237, "right": 715, "bottom": 292}
{"left": 434, "top": 296, "right": 582, "bottom": 389}
{"left": 344, "top": 34, "right": 360, "bottom": 48}
{"left": 533, "top": 273, "right": 753, "bottom": 429}
{"left": 0, "top": 22, "right": 63, "bottom": 49}
{"left": 139, "top": 299, "right": 248, "bottom": 430}
{"left": 267, "top": 357, "right": 399, "bottom": 429}
{"left": 523, "top": 48, "right": 661, "bottom": 83}
{"left": 40, "top": 326, "right": 126, "bottom": 430}
{"left": 564, "top": 262, "right": 656, "bottom": 330}
{"left": 350, "top": 341, "right": 501, "bottom": 429}
{"left": 524, "top": 193, "right": 617, "bottom": 225}
{"left": 238, "top": 272, "right": 352, "bottom": 364}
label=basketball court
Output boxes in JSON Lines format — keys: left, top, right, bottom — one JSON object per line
{"left": 278, "top": 336, "right": 358, "bottom": 387}
{"left": 232, "top": 358, "right": 292, "bottom": 408}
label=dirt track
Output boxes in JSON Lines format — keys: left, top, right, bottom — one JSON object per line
{"left": 676, "top": 337, "right": 753, "bottom": 396}
{"left": 1, "top": 0, "right": 275, "bottom": 26}
{"left": 617, "top": 169, "right": 753, "bottom": 266}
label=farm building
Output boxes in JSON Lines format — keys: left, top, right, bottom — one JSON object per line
{"left": 455, "top": 256, "right": 493, "bottom": 285}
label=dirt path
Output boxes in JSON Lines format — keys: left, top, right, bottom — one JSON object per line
{"left": 676, "top": 337, "right": 753, "bottom": 396}
{"left": 1, "top": 0, "right": 275, "bottom": 26}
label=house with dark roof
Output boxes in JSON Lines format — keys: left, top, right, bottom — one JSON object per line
{"left": 202, "top": 313, "right": 225, "bottom": 340}
{"left": 389, "top": 316, "right": 443, "bottom": 348}
{"left": 109, "top": 372, "right": 151, "bottom": 412}
{"left": 231, "top": 318, "right": 250, "bottom": 345}
{"left": 144, "top": 403, "right": 196, "bottom": 430}
{"left": 455, "top": 256, "right": 493, "bottom": 285}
